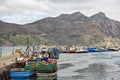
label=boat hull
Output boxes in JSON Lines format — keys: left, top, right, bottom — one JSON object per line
{"left": 37, "top": 72, "right": 56, "bottom": 77}
{"left": 108, "top": 48, "right": 119, "bottom": 51}
{"left": 10, "top": 70, "right": 36, "bottom": 79}
{"left": 87, "top": 48, "right": 104, "bottom": 52}
{"left": 75, "top": 51, "right": 88, "bottom": 53}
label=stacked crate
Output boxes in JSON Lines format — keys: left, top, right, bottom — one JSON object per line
{"left": 36, "top": 61, "right": 57, "bottom": 73}
{"left": 25, "top": 61, "right": 35, "bottom": 70}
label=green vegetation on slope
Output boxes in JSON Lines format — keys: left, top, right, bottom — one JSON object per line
{"left": 9, "top": 35, "right": 58, "bottom": 46}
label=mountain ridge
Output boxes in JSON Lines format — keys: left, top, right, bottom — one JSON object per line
{"left": 1, "top": 12, "right": 120, "bottom": 46}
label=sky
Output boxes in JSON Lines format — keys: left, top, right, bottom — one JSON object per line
{"left": 0, "top": 0, "right": 120, "bottom": 24}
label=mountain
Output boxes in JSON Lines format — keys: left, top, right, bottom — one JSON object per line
{"left": 27, "top": 12, "right": 120, "bottom": 46}
{"left": 91, "top": 12, "right": 120, "bottom": 38}
{"left": 0, "top": 20, "right": 42, "bottom": 45}
{"left": 0, "top": 20, "right": 42, "bottom": 35}
{"left": 1, "top": 12, "right": 120, "bottom": 46}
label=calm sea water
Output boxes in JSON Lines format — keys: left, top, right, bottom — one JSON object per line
{"left": 7, "top": 49, "right": 120, "bottom": 80}
{"left": 57, "top": 52, "right": 120, "bottom": 80}
{"left": 1, "top": 46, "right": 32, "bottom": 56}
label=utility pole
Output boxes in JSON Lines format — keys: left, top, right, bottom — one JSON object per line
{"left": 12, "top": 41, "right": 14, "bottom": 55}
{"left": 0, "top": 33, "right": 3, "bottom": 58}
{"left": 0, "top": 42, "right": 2, "bottom": 57}
{"left": 10, "top": 35, "right": 14, "bottom": 55}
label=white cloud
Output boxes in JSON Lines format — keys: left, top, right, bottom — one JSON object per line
{"left": 48, "top": 0, "right": 94, "bottom": 4}
{"left": 91, "top": 0, "right": 120, "bottom": 20}
{"left": 0, "top": 0, "right": 119, "bottom": 24}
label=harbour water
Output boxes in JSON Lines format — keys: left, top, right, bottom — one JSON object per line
{"left": 1, "top": 46, "right": 33, "bottom": 56}
{"left": 8, "top": 51, "right": 120, "bottom": 80}
{"left": 1, "top": 46, "right": 25, "bottom": 56}
{"left": 57, "top": 52, "right": 120, "bottom": 80}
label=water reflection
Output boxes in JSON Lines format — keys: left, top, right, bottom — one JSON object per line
{"left": 10, "top": 74, "right": 57, "bottom": 80}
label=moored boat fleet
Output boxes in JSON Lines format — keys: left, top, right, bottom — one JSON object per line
{"left": 10, "top": 46, "right": 59, "bottom": 79}
{"left": 1, "top": 45, "right": 120, "bottom": 79}
{"left": 60, "top": 46, "right": 120, "bottom": 53}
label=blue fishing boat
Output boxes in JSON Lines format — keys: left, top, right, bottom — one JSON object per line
{"left": 10, "top": 74, "right": 37, "bottom": 80}
{"left": 10, "top": 60, "right": 36, "bottom": 79}
{"left": 10, "top": 68, "right": 36, "bottom": 79}
{"left": 87, "top": 48, "right": 104, "bottom": 52}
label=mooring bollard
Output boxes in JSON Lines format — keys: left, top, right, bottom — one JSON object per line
{"left": 3, "top": 63, "right": 5, "bottom": 66}
{"left": 12, "top": 60, "right": 14, "bottom": 62}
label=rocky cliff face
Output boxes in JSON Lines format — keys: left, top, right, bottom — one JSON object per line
{"left": 1, "top": 12, "right": 120, "bottom": 46}
{"left": 27, "top": 12, "right": 120, "bottom": 46}
{"left": 90, "top": 12, "right": 120, "bottom": 38}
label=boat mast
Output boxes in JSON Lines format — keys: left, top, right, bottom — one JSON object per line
{"left": 26, "top": 32, "right": 30, "bottom": 56}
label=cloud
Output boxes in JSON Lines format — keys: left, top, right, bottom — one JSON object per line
{"left": 0, "top": 0, "right": 119, "bottom": 24}
{"left": 0, "top": 0, "right": 6, "bottom": 5}
{"left": 90, "top": 0, "right": 120, "bottom": 20}
{"left": 48, "top": 0, "right": 93, "bottom": 4}
{"left": 0, "top": 0, "right": 53, "bottom": 24}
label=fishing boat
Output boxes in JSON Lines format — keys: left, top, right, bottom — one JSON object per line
{"left": 10, "top": 76, "right": 37, "bottom": 80}
{"left": 37, "top": 72, "right": 57, "bottom": 79}
{"left": 75, "top": 47, "right": 88, "bottom": 53}
{"left": 107, "top": 47, "right": 119, "bottom": 51}
{"left": 87, "top": 48, "right": 104, "bottom": 52}
{"left": 64, "top": 46, "right": 76, "bottom": 53}
{"left": 10, "top": 57, "right": 36, "bottom": 78}
{"left": 10, "top": 68, "right": 36, "bottom": 79}
{"left": 36, "top": 58, "right": 57, "bottom": 77}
